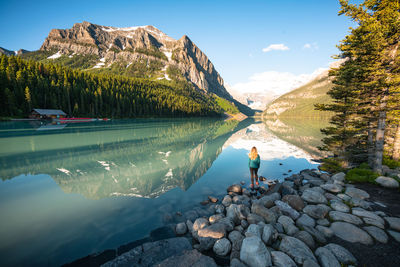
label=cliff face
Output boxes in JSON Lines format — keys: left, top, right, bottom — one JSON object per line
{"left": 40, "top": 21, "right": 231, "bottom": 99}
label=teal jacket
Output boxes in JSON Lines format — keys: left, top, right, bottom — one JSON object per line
{"left": 248, "top": 155, "right": 260, "bottom": 169}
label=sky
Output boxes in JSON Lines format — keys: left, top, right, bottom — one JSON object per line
{"left": 0, "top": 0, "right": 358, "bottom": 97}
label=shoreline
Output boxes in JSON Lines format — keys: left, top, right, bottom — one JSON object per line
{"left": 66, "top": 168, "right": 400, "bottom": 267}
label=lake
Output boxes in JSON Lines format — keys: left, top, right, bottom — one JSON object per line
{"left": 0, "top": 117, "right": 327, "bottom": 266}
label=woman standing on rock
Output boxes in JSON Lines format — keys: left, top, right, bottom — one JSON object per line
{"left": 248, "top": 146, "right": 260, "bottom": 189}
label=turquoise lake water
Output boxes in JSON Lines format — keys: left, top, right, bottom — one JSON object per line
{"left": 0, "top": 118, "right": 324, "bottom": 266}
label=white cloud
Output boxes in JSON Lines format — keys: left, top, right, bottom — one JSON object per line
{"left": 303, "top": 42, "right": 319, "bottom": 50}
{"left": 262, "top": 44, "right": 289, "bottom": 53}
{"left": 231, "top": 68, "right": 327, "bottom": 96}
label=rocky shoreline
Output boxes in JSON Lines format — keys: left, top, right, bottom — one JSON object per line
{"left": 69, "top": 168, "right": 400, "bottom": 267}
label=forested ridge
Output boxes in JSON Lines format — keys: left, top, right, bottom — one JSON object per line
{"left": 316, "top": 0, "right": 400, "bottom": 173}
{"left": 0, "top": 55, "right": 224, "bottom": 118}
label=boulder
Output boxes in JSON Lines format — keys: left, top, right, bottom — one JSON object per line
{"left": 228, "top": 184, "right": 242, "bottom": 194}
{"left": 186, "top": 220, "right": 194, "bottom": 233}
{"left": 230, "top": 258, "right": 247, "bottom": 267}
{"left": 375, "top": 176, "right": 399, "bottom": 188}
{"left": 213, "top": 238, "right": 231, "bottom": 256}
{"left": 227, "top": 204, "right": 250, "bottom": 225}
{"left": 363, "top": 217, "right": 385, "bottom": 229}
{"left": 320, "top": 183, "right": 343, "bottom": 193}
{"left": 352, "top": 207, "right": 384, "bottom": 225}
{"left": 384, "top": 216, "right": 400, "bottom": 231}
{"left": 303, "top": 225, "right": 327, "bottom": 244}
{"left": 296, "top": 214, "right": 316, "bottom": 228}
{"left": 215, "top": 204, "right": 225, "bottom": 214}
{"left": 175, "top": 222, "right": 187, "bottom": 235}
{"left": 315, "top": 247, "right": 340, "bottom": 267}
{"left": 387, "top": 230, "right": 400, "bottom": 242}
{"left": 279, "top": 236, "right": 317, "bottom": 265}
{"left": 193, "top": 218, "right": 209, "bottom": 232}
{"left": 345, "top": 187, "right": 370, "bottom": 199}
{"left": 294, "top": 231, "right": 315, "bottom": 249}
{"left": 233, "top": 195, "right": 251, "bottom": 206}
{"left": 247, "top": 213, "right": 265, "bottom": 225}
{"left": 337, "top": 193, "right": 351, "bottom": 202}
{"left": 262, "top": 224, "right": 277, "bottom": 245}
{"left": 317, "top": 218, "right": 330, "bottom": 226}
{"left": 324, "top": 193, "right": 340, "bottom": 201}
{"left": 324, "top": 243, "right": 357, "bottom": 265}
{"left": 303, "top": 259, "right": 320, "bottom": 267}
{"left": 301, "top": 189, "right": 328, "bottom": 204}
{"left": 271, "top": 251, "right": 297, "bottom": 267}
{"left": 303, "top": 204, "right": 330, "bottom": 219}
{"left": 330, "top": 200, "right": 350, "bottom": 213}
{"left": 258, "top": 193, "right": 281, "bottom": 208}
{"left": 331, "top": 172, "right": 345, "bottom": 182}
{"left": 155, "top": 249, "right": 217, "bottom": 267}
{"left": 251, "top": 203, "right": 277, "bottom": 223}
{"left": 330, "top": 222, "right": 373, "bottom": 245}
{"left": 198, "top": 223, "right": 226, "bottom": 239}
{"left": 282, "top": 194, "right": 305, "bottom": 211}
{"left": 274, "top": 200, "right": 300, "bottom": 220}
{"left": 363, "top": 226, "right": 388, "bottom": 243}
{"left": 240, "top": 236, "right": 272, "bottom": 267}
{"left": 209, "top": 214, "right": 224, "bottom": 224}
{"left": 245, "top": 224, "right": 262, "bottom": 238}
{"left": 316, "top": 225, "right": 334, "bottom": 238}
{"left": 278, "top": 215, "right": 299, "bottom": 236}
{"left": 241, "top": 219, "right": 249, "bottom": 229}
{"left": 329, "top": 211, "right": 363, "bottom": 225}
{"left": 228, "top": 230, "right": 245, "bottom": 251}
{"left": 222, "top": 195, "right": 232, "bottom": 207}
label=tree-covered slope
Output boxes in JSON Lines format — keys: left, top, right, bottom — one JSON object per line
{"left": 0, "top": 55, "right": 224, "bottom": 118}
{"left": 263, "top": 72, "right": 333, "bottom": 118}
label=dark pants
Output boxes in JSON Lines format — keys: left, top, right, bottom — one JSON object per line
{"left": 250, "top": 167, "right": 259, "bottom": 184}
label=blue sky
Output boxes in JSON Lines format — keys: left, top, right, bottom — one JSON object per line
{"left": 0, "top": 0, "right": 357, "bottom": 95}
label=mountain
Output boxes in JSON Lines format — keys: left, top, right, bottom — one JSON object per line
{"left": 263, "top": 61, "right": 343, "bottom": 118}
{"left": 20, "top": 21, "right": 253, "bottom": 115}
{"left": 0, "top": 47, "right": 29, "bottom": 56}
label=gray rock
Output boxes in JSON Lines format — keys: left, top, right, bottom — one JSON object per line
{"left": 315, "top": 247, "right": 340, "bottom": 267}
{"left": 175, "top": 222, "right": 187, "bottom": 235}
{"left": 233, "top": 195, "right": 251, "bottom": 206}
{"left": 330, "top": 222, "right": 373, "bottom": 245}
{"left": 345, "top": 187, "right": 369, "bottom": 199}
{"left": 209, "top": 214, "right": 224, "bottom": 224}
{"left": 222, "top": 195, "right": 232, "bottom": 207}
{"left": 375, "top": 176, "right": 399, "bottom": 188}
{"left": 320, "top": 183, "right": 343, "bottom": 193}
{"left": 230, "top": 258, "right": 247, "bottom": 267}
{"left": 296, "top": 214, "right": 316, "bottom": 228}
{"left": 245, "top": 224, "right": 262, "bottom": 238}
{"left": 387, "top": 230, "right": 400, "bottom": 242}
{"left": 193, "top": 218, "right": 209, "bottom": 232}
{"left": 262, "top": 224, "right": 277, "bottom": 245}
{"left": 363, "top": 226, "right": 388, "bottom": 243}
{"left": 197, "top": 236, "right": 218, "bottom": 251}
{"left": 302, "top": 189, "right": 328, "bottom": 204}
{"left": 274, "top": 222, "right": 284, "bottom": 233}
{"left": 251, "top": 203, "right": 277, "bottom": 223}
{"left": 352, "top": 207, "right": 384, "bottom": 222}
{"left": 186, "top": 220, "right": 194, "bottom": 233}
{"left": 303, "top": 225, "right": 327, "bottom": 244}
{"left": 155, "top": 249, "right": 217, "bottom": 267}
{"left": 317, "top": 219, "right": 330, "bottom": 226}
{"left": 198, "top": 223, "right": 226, "bottom": 239}
{"left": 219, "top": 217, "right": 235, "bottom": 232}
{"left": 247, "top": 213, "right": 265, "bottom": 225}
{"left": 374, "top": 210, "right": 386, "bottom": 217}
{"left": 227, "top": 184, "right": 242, "bottom": 194}
{"left": 316, "top": 225, "right": 334, "bottom": 238}
{"left": 240, "top": 236, "right": 272, "bottom": 267}
{"left": 330, "top": 200, "right": 350, "bottom": 213}
{"left": 279, "top": 235, "right": 317, "bottom": 265}
{"left": 213, "top": 238, "right": 231, "bottom": 256}
{"left": 282, "top": 194, "right": 305, "bottom": 211}
{"left": 294, "top": 230, "right": 315, "bottom": 249}
{"left": 258, "top": 193, "right": 281, "bottom": 208}
{"left": 303, "top": 259, "right": 321, "bottom": 267}
{"left": 349, "top": 197, "right": 371, "bottom": 209}
{"left": 329, "top": 211, "right": 363, "bottom": 225}
{"left": 308, "top": 186, "right": 326, "bottom": 195}
{"left": 271, "top": 251, "right": 296, "bottom": 267}
{"left": 269, "top": 206, "right": 282, "bottom": 217}
{"left": 324, "top": 243, "right": 357, "bottom": 265}
{"left": 384, "top": 216, "right": 400, "bottom": 231}
{"left": 241, "top": 219, "right": 249, "bottom": 229}
{"left": 215, "top": 204, "right": 225, "bottom": 214}
{"left": 331, "top": 172, "right": 345, "bottom": 182}
{"left": 227, "top": 204, "right": 250, "bottom": 225}
{"left": 278, "top": 215, "right": 299, "bottom": 235}
{"left": 304, "top": 204, "right": 330, "bottom": 219}
{"left": 320, "top": 173, "right": 331, "bottom": 181}
{"left": 102, "top": 237, "right": 192, "bottom": 267}
{"left": 337, "top": 193, "right": 351, "bottom": 202}
{"left": 324, "top": 193, "right": 340, "bottom": 201}
{"left": 229, "top": 230, "right": 245, "bottom": 251}
{"left": 274, "top": 200, "right": 300, "bottom": 220}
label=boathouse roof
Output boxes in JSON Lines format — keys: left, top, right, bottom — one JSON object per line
{"left": 32, "top": 109, "right": 67, "bottom": 116}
